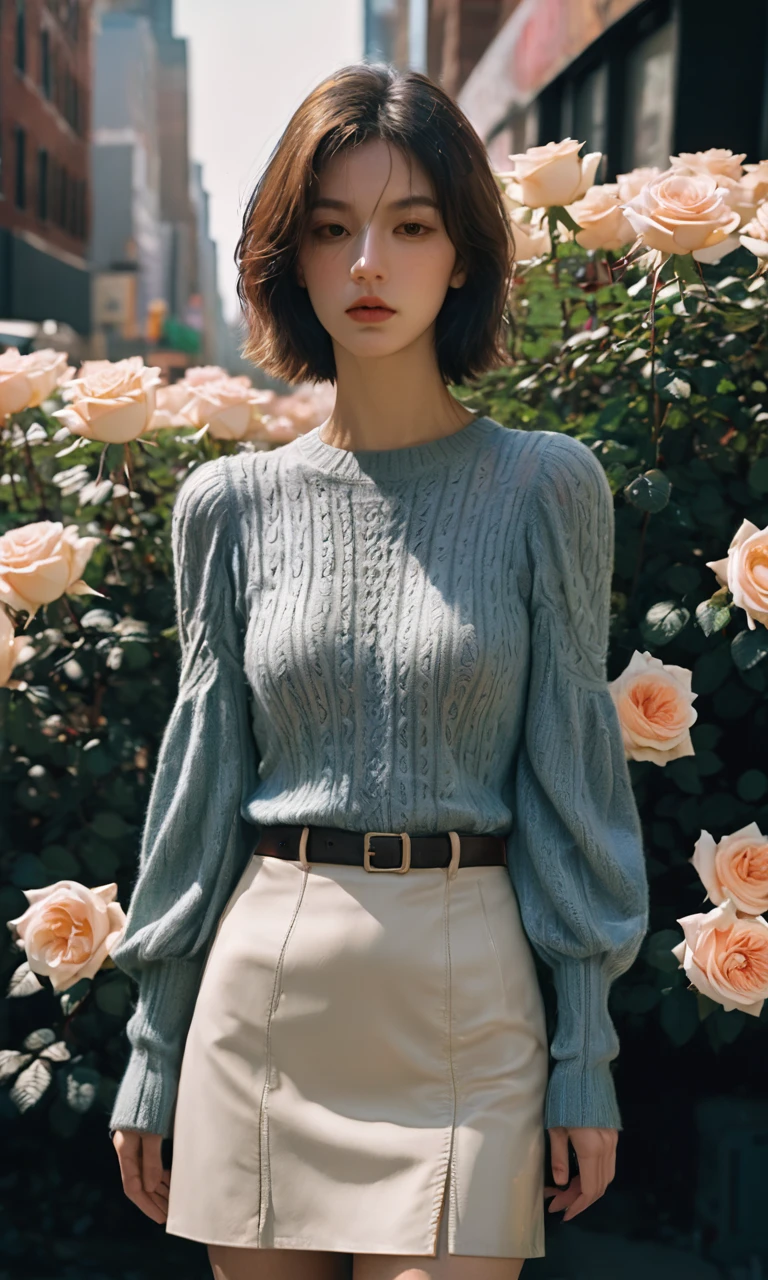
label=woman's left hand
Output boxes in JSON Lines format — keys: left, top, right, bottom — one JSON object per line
{"left": 543, "top": 1126, "right": 618, "bottom": 1221}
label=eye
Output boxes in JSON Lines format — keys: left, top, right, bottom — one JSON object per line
{"left": 312, "top": 223, "right": 347, "bottom": 239}
{"left": 399, "top": 222, "right": 430, "bottom": 237}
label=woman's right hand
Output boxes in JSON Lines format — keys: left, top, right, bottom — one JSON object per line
{"left": 112, "top": 1128, "right": 170, "bottom": 1224}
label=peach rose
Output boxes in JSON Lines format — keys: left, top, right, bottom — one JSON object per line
{"left": 567, "top": 183, "right": 635, "bottom": 252}
{"left": 739, "top": 202, "right": 768, "bottom": 261}
{"left": 503, "top": 201, "right": 552, "bottom": 261}
{"left": 670, "top": 148, "right": 746, "bottom": 183}
{"left": 180, "top": 375, "right": 274, "bottom": 441}
{"left": 615, "top": 167, "right": 661, "bottom": 202}
{"left": 183, "top": 364, "right": 231, "bottom": 386}
{"left": 733, "top": 161, "right": 768, "bottom": 223}
{"left": 622, "top": 168, "right": 742, "bottom": 263}
{"left": 608, "top": 650, "right": 698, "bottom": 765}
{"left": 0, "top": 347, "right": 75, "bottom": 419}
{"left": 691, "top": 822, "right": 768, "bottom": 916}
{"left": 6, "top": 880, "right": 126, "bottom": 993}
{"left": 706, "top": 518, "right": 768, "bottom": 630}
{"left": 671, "top": 897, "right": 768, "bottom": 1016}
{"left": 147, "top": 381, "right": 197, "bottom": 430}
{"left": 51, "top": 356, "right": 162, "bottom": 443}
{"left": 0, "top": 606, "right": 29, "bottom": 686}
{"left": 0, "top": 520, "right": 103, "bottom": 627}
{"left": 503, "top": 138, "right": 602, "bottom": 209}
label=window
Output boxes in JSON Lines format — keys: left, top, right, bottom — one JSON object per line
{"left": 15, "top": 0, "right": 26, "bottom": 73}
{"left": 573, "top": 64, "right": 608, "bottom": 166}
{"left": 15, "top": 127, "right": 26, "bottom": 210}
{"left": 41, "top": 30, "right": 52, "bottom": 98}
{"left": 623, "top": 20, "right": 677, "bottom": 171}
{"left": 37, "top": 148, "right": 48, "bottom": 220}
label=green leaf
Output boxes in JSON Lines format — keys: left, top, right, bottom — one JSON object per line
{"left": 731, "top": 628, "right": 768, "bottom": 670}
{"left": 660, "top": 985, "right": 700, "bottom": 1046}
{"left": 747, "top": 457, "right": 768, "bottom": 493}
{"left": 624, "top": 468, "right": 672, "bottom": 513}
{"left": 640, "top": 600, "right": 690, "bottom": 646}
{"left": 736, "top": 769, "right": 767, "bottom": 802}
{"left": 693, "top": 644, "right": 732, "bottom": 693}
{"left": 656, "top": 370, "right": 691, "bottom": 401}
{"left": 665, "top": 757, "right": 703, "bottom": 795}
{"left": 549, "top": 203, "right": 582, "bottom": 234}
{"left": 663, "top": 564, "right": 701, "bottom": 594}
{"left": 695, "top": 598, "right": 732, "bottom": 637}
{"left": 646, "top": 929, "right": 690, "bottom": 973}
{"left": 90, "top": 811, "right": 135, "bottom": 840}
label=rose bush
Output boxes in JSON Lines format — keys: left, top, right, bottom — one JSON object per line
{"left": 2, "top": 134, "right": 768, "bottom": 1264}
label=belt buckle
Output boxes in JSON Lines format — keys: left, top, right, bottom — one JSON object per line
{"left": 364, "top": 831, "right": 412, "bottom": 873}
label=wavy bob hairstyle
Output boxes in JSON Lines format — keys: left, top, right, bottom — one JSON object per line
{"left": 235, "top": 62, "right": 516, "bottom": 387}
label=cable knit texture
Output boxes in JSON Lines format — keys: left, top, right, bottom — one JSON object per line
{"left": 108, "top": 416, "right": 649, "bottom": 1140}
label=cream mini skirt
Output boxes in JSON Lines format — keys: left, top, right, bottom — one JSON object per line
{"left": 164, "top": 844, "right": 550, "bottom": 1258}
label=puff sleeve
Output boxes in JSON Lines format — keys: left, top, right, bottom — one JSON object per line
{"left": 108, "top": 456, "right": 261, "bottom": 1139}
{"left": 506, "top": 433, "right": 650, "bottom": 1132}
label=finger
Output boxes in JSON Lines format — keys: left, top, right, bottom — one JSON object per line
{"left": 141, "top": 1140, "right": 165, "bottom": 1196}
{"left": 548, "top": 1128, "right": 570, "bottom": 1186}
{"left": 123, "top": 1168, "right": 169, "bottom": 1224}
{"left": 562, "top": 1154, "right": 601, "bottom": 1220}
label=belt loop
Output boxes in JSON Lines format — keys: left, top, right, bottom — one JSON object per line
{"left": 447, "top": 830, "right": 461, "bottom": 880}
{"left": 298, "top": 825, "right": 312, "bottom": 871}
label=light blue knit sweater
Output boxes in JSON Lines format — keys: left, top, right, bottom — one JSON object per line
{"left": 108, "top": 415, "right": 649, "bottom": 1140}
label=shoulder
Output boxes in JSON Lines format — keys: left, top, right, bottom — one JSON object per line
{"left": 171, "top": 455, "right": 244, "bottom": 558}
{"left": 523, "top": 430, "right": 612, "bottom": 523}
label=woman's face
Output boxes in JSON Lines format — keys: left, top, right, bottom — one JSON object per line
{"left": 296, "top": 138, "right": 466, "bottom": 362}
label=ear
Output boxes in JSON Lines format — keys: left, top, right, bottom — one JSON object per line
{"left": 449, "top": 255, "right": 467, "bottom": 289}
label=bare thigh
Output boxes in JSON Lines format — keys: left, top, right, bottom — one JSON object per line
{"left": 353, "top": 1205, "right": 526, "bottom": 1280}
{"left": 352, "top": 1251, "right": 524, "bottom": 1280}
{"left": 207, "top": 1244, "right": 353, "bottom": 1280}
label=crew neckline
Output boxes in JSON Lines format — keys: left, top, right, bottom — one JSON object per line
{"left": 291, "top": 414, "right": 494, "bottom": 483}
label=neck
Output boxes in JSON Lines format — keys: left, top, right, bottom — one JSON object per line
{"left": 321, "top": 330, "right": 477, "bottom": 452}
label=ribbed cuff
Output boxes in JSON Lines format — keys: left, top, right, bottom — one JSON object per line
{"left": 109, "top": 1045, "right": 178, "bottom": 1138}
{"left": 543, "top": 954, "right": 624, "bottom": 1131}
{"left": 108, "top": 954, "right": 206, "bottom": 1139}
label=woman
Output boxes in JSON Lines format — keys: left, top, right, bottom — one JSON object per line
{"left": 109, "top": 62, "right": 649, "bottom": 1280}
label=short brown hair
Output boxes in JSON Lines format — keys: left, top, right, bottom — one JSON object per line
{"left": 235, "top": 62, "right": 515, "bottom": 387}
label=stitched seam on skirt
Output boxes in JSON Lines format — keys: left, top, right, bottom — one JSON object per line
{"left": 255, "top": 865, "right": 311, "bottom": 1242}
{"left": 445, "top": 870, "right": 460, "bottom": 1251}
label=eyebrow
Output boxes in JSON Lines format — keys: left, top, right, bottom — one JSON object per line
{"left": 308, "top": 195, "right": 439, "bottom": 213}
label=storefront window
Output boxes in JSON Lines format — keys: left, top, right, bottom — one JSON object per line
{"left": 623, "top": 19, "right": 677, "bottom": 170}
{"left": 573, "top": 64, "right": 608, "bottom": 163}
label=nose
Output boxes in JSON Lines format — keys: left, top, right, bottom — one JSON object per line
{"left": 350, "top": 221, "right": 386, "bottom": 284}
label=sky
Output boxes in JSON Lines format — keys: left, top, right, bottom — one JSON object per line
{"left": 175, "top": 0, "right": 364, "bottom": 324}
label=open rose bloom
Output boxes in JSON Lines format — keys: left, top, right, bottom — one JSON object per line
{"left": 502, "top": 137, "right": 602, "bottom": 209}
{"left": 0, "top": 520, "right": 102, "bottom": 626}
{"left": 179, "top": 375, "right": 276, "bottom": 441}
{"left": 567, "top": 182, "right": 635, "bottom": 252}
{"left": 691, "top": 823, "right": 768, "bottom": 916}
{"left": 740, "top": 202, "right": 768, "bottom": 262}
{"left": 608, "top": 650, "right": 698, "bottom": 765}
{"left": 51, "top": 355, "right": 162, "bottom": 444}
{"left": 7, "top": 880, "right": 127, "bottom": 993}
{"left": 622, "top": 169, "right": 742, "bottom": 263}
{"left": 706, "top": 518, "right": 768, "bottom": 630}
{"left": 0, "top": 347, "right": 74, "bottom": 419}
{"left": 0, "top": 606, "right": 30, "bottom": 686}
{"left": 671, "top": 898, "right": 768, "bottom": 1017}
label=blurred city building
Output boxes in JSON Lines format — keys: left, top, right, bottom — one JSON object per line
{"left": 365, "top": 0, "right": 768, "bottom": 174}
{"left": 90, "top": 0, "right": 235, "bottom": 372}
{"left": 0, "top": 0, "right": 92, "bottom": 340}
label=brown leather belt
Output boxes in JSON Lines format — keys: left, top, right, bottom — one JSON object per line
{"left": 253, "top": 824, "right": 508, "bottom": 874}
